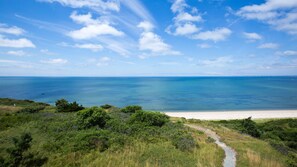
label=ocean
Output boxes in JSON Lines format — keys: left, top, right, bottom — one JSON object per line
{"left": 0, "top": 76, "right": 297, "bottom": 111}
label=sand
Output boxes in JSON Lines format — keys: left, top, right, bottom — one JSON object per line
{"left": 165, "top": 110, "right": 297, "bottom": 120}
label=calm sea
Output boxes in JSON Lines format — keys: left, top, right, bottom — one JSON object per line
{"left": 0, "top": 76, "right": 297, "bottom": 111}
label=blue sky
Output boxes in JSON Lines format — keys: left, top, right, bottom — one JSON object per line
{"left": 0, "top": 0, "right": 297, "bottom": 76}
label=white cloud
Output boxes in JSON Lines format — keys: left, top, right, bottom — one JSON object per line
{"left": 137, "top": 21, "right": 154, "bottom": 32}
{"left": 243, "top": 32, "right": 262, "bottom": 40}
{"left": 171, "top": 0, "right": 188, "bottom": 13}
{"left": 121, "top": 0, "right": 155, "bottom": 23}
{"left": 39, "top": 0, "right": 120, "bottom": 12}
{"left": 41, "top": 58, "right": 68, "bottom": 64}
{"left": 276, "top": 50, "right": 297, "bottom": 56}
{"left": 173, "top": 23, "right": 200, "bottom": 36}
{"left": 0, "top": 59, "right": 33, "bottom": 68}
{"left": 0, "top": 37, "right": 35, "bottom": 48}
{"left": 138, "top": 22, "right": 181, "bottom": 56}
{"left": 6, "top": 50, "right": 26, "bottom": 56}
{"left": 0, "top": 24, "right": 25, "bottom": 35}
{"left": 258, "top": 43, "right": 278, "bottom": 49}
{"left": 238, "top": 0, "right": 297, "bottom": 12}
{"left": 97, "top": 56, "right": 111, "bottom": 66}
{"left": 70, "top": 11, "right": 97, "bottom": 25}
{"left": 193, "top": 28, "right": 232, "bottom": 42}
{"left": 68, "top": 12, "right": 124, "bottom": 40}
{"left": 237, "top": 0, "right": 297, "bottom": 35}
{"left": 74, "top": 43, "right": 103, "bottom": 52}
{"left": 40, "top": 49, "right": 56, "bottom": 55}
{"left": 139, "top": 32, "right": 175, "bottom": 54}
{"left": 198, "top": 56, "right": 233, "bottom": 67}
{"left": 159, "top": 62, "right": 179, "bottom": 65}
{"left": 167, "top": 0, "right": 202, "bottom": 36}
{"left": 198, "top": 43, "right": 211, "bottom": 48}
{"left": 174, "top": 12, "right": 203, "bottom": 22}
{"left": 68, "top": 23, "right": 123, "bottom": 40}
{"left": 15, "top": 14, "right": 69, "bottom": 34}
{"left": 106, "top": 42, "right": 130, "bottom": 56}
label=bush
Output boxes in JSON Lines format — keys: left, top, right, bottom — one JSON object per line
{"left": 77, "top": 107, "right": 110, "bottom": 129}
{"left": 0, "top": 98, "right": 49, "bottom": 107}
{"left": 172, "top": 132, "right": 196, "bottom": 152}
{"left": 121, "top": 105, "right": 142, "bottom": 113}
{"left": 4, "top": 133, "right": 47, "bottom": 167}
{"left": 241, "top": 117, "right": 262, "bottom": 138}
{"left": 55, "top": 99, "right": 84, "bottom": 112}
{"left": 18, "top": 106, "right": 46, "bottom": 113}
{"left": 129, "top": 110, "right": 169, "bottom": 127}
{"left": 100, "top": 104, "right": 113, "bottom": 109}
{"left": 74, "top": 131, "right": 110, "bottom": 152}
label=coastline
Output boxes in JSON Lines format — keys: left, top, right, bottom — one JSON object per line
{"left": 165, "top": 110, "right": 297, "bottom": 120}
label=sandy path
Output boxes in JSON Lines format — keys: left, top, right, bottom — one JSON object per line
{"left": 186, "top": 124, "right": 236, "bottom": 167}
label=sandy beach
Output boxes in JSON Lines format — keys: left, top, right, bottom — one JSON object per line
{"left": 165, "top": 110, "right": 297, "bottom": 120}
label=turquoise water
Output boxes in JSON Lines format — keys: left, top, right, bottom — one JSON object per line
{"left": 0, "top": 77, "right": 297, "bottom": 111}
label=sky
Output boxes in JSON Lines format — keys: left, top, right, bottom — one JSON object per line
{"left": 0, "top": 0, "right": 297, "bottom": 76}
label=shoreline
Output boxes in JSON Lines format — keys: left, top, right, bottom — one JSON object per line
{"left": 165, "top": 110, "right": 297, "bottom": 120}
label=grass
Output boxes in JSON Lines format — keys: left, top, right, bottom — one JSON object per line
{"left": 0, "top": 98, "right": 223, "bottom": 167}
{"left": 1, "top": 98, "right": 294, "bottom": 167}
{"left": 186, "top": 119, "right": 291, "bottom": 167}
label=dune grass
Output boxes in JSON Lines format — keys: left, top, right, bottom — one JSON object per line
{"left": 185, "top": 119, "right": 290, "bottom": 167}
{"left": 0, "top": 98, "right": 223, "bottom": 167}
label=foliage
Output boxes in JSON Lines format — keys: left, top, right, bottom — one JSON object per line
{"left": 0, "top": 98, "right": 49, "bottom": 107}
{"left": 2, "top": 133, "right": 47, "bottom": 167}
{"left": 121, "top": 105, "right": 142, "bottom": 113}
{"left": 171, "top": 132, "right": 196, "bottom": 152}
{"left": 17, "top": 106, "right": 46, "bottom": 113}
{"left": 215, "top": 118, "right": 297, "bottom": 167}
{"left": 258, "top": 119, "right": 297, "bottom": 166}
{"left": 0, "top": 98, "right": 225, "bottom": 167}
{"left": 241, "top": 117, "right": 262, "bottom": 138}
{"left": 55, "top": 99, "right": 84, "bottom": 112}
{"left": 129, "top": 110, "right": 169, "bottom": 127}
{"left": 100, "top": 104, "right": 113, "bottom": 109}
{"left": 77, "top": 107, "right": 110, "bottom": 129}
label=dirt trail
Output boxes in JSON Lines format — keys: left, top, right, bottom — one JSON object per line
{"left": 186, "top": 124, "right": 236, "bottom": 167}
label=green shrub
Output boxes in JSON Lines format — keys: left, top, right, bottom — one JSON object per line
{"left": 4, "top": 133, "right": 47, "bottom": 167}
{"left": 129, "top": 110, "right": 169, "bottom": 127}
{"left": 100, "top": 104, "right": 113, "bottom": 109}
{"left": 18, "top": 106, "right": 45, "bottom": 113}
{"left": 55, "top": 99, "right": 84, "bottom": 112}
{"left": 0, "top": 98, "right": 49, "bottom": 107}
{"left": 77, "top": 107, "right": 110, "bottom": 129}
{"left": 172, "top": 132, "right": 196, "bottom": 152}
{"left": 121, "top": 105, "right": 142, "bottom": 113}
{"left": 106, "top": 118, "right": 131, "bottom": 134}
{"left": 241, "top": 117, "right": 262, "bottom": 138}
{"left": 74, "top": 131, "right": 110, "bottom": 152}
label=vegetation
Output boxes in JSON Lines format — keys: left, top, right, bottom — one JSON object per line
{"left": 213, "top": 118, "right": 297, "bottom": 166}
{"left": 129, "top": 110, "right": 169, "bottom": 127}
{"left": 1, "top": 98, "right": 294, "bottom": 167}
{"left": 0, "top": 98, "right": 223, "bottom": 167}
{"left": 100, "top": 104, "right": 113, "bottom": 109}
{"left": 77, "top": 107, "right": 110, "bottom": 129}
{"left": 0, "top": 133, "right": 47, "bottom": 167}
{"left": 55, "top": 99, "right": 84, "bottom": 112}
{"left": 121, "top": 105, "right": 142, "bottom": 113}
